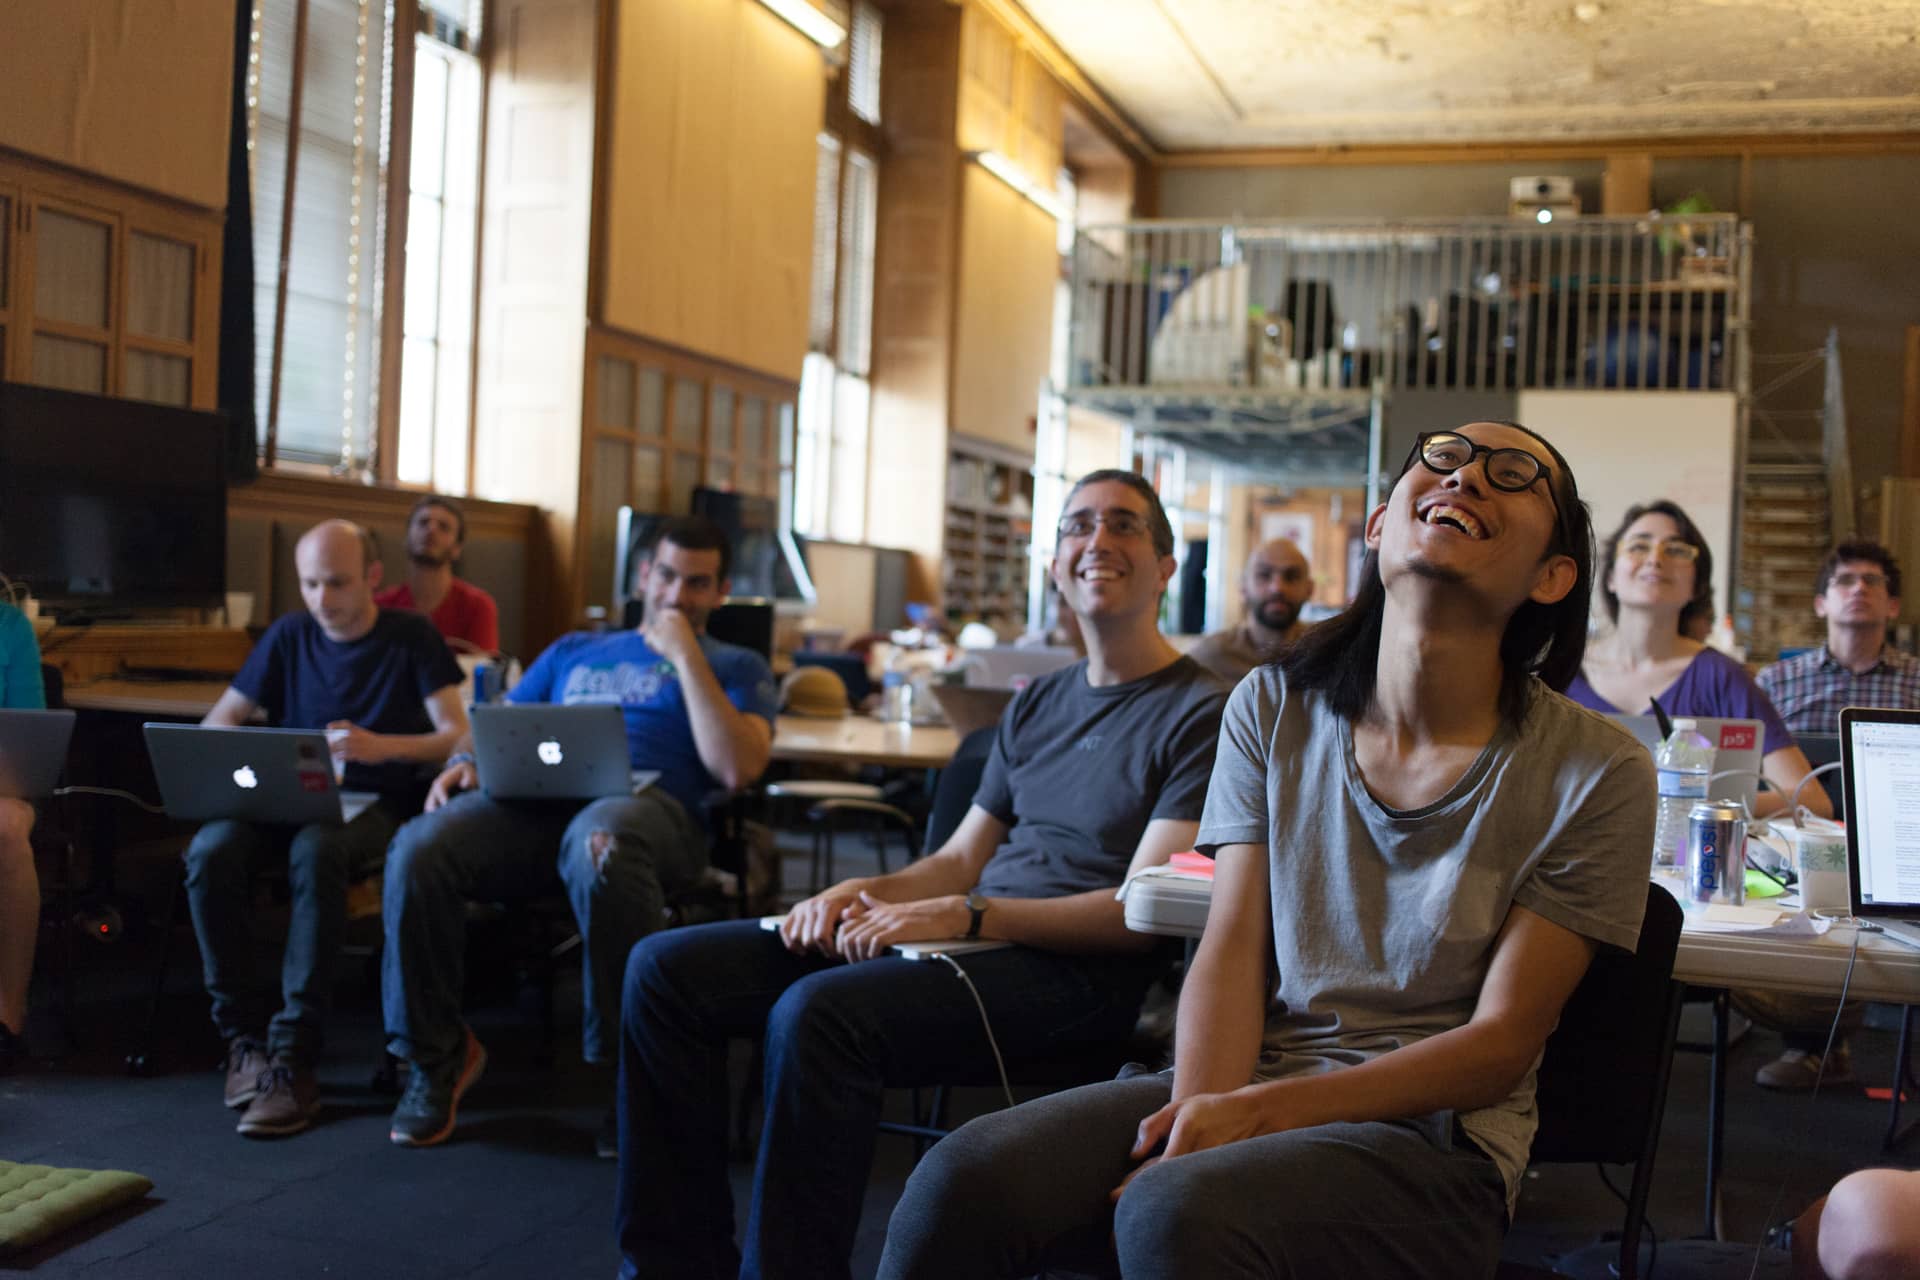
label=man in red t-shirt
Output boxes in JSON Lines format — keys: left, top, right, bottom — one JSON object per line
{"left": 375, "top": 496, "right": 500, "bottom": 655}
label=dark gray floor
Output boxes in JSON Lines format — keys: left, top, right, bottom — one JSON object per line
{"left": 6, "top": 834, "right": 1917, "bottom": 1277}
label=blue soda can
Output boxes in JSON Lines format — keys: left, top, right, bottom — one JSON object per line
{"left": 1688, "top": 801, "right": 1746, "bottom": 906}
{"left": 471, "top": 661, "right": 491, "bottom": 706}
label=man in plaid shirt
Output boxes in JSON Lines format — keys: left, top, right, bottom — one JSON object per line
{"left": 1745, "top": 539, "right": 1916, "bottom": 1090}
{"left": 1757, "top": 540, "right": 1919, "bottom": 738}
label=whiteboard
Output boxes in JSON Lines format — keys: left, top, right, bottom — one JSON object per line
{"left": 1515, "top": 391, "right": 1740, "bottom": 629}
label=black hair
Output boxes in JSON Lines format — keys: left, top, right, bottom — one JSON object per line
{"left": 1598, "top": 499, "right": 1714, "bottom": 635}
{"left": 409, "top": 494, "right": 467, "bottom": 544}
{"left": 647, "top": 515, "right": 732, "bottom": 582}
{"left": 1277, "top": 420, "right": 1594, "bottom": 727}
{"left": 1817, "top": 539, "right": 1902, "bottom": 600}
{"left": 1061, "top": 468, "right": 1176, "bottom": 558}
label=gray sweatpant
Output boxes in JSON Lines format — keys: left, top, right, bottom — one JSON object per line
{"left": 879, "top": 1072, "right": 1508, "bottom": 1280}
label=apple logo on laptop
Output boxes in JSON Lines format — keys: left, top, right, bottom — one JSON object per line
{"left": 537, "top": 740, "right": 564, "bottom": 766}
{"left": 233, "top": 765, "right": 259, "bottom": 789}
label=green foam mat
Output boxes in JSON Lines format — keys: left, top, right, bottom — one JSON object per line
{"left": 0, "top": 1160, "right": 153, "bottom": 1255}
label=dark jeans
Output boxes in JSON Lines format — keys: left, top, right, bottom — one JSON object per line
{"left": 382, "top": 788, "right": 704, "bottom": 1069}
{"left": 183, "top": 800, "right": 402, "bottom": 1063}
{"left": 880, "top": 1074, "right": 1509, "bottom": 1280}
{"left": 614, "top": 920, "right": 1159, "bottom": 1280}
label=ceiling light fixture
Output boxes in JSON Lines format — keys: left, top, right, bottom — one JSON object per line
{"left": 973, "top": 150, "right": 1071, "bottom": 222}
{"left": 757, "top": 0, "right": 845, "bottom": 49}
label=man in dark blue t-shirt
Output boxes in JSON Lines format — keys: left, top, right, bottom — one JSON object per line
{"left": 382, "top": 516, "right": 778, "bottom": 1149}
{"left": 192, "top": 519, "right": 467, "bottom": 1139}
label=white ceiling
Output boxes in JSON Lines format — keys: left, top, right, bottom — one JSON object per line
{"left": 1018, "top": 0, "right": 1920, "bottom": 150}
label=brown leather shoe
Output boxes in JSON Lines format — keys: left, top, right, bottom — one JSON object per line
{"left": 223, "top": 1038, "right": 271, "bottom": 1109}
{"left": 237, "top": 1060, "right": 321, "bottom": 1137}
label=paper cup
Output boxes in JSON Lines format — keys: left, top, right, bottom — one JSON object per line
{"left": 1788, "top": 825, "right": 1850, "bottom": 913}
{"left": 226, "top": 591, "right": 256, "bottom": 628}
{"left": 324, "top": 727, "right": 349, "bottom": 783}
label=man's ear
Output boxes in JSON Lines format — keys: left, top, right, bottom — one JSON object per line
{"left": 366, "top": 559, "right": 384, "bottom": 593}
{"left": 1813, "top": 594, "right": 1829, "bottom": 621}
{"left": 1362, "top": 502, "right": 1389, "bottom": 550}
{"left": 719, "top": 576, "right": 732, "bottom": 604}
{"left": 1156, "top": 554, "right": 1178, "bottom": 592}
{"left": 1529, "top": 553, "right": 1579, "bottom": 607}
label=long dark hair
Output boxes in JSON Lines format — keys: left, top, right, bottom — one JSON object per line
{"left": 1598, "top": 499, "right": 1714, "bottom": 636}
{"left": 1278, "top": 421, "right": 1594, "bottom": 727}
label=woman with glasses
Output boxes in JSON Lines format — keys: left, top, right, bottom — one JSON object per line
{"left": 1570, "top": 500, "right": 1829, "bottom": 818}
{"left": 882, "top": 423, "right": 1654, "bottom": 1279}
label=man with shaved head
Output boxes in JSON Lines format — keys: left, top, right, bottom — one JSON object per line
{"left": 1187, "top": 537, "right": 1314, "bottom": 684}
{"left": 189, "top": 519, "right": 467, "bottom": 1138}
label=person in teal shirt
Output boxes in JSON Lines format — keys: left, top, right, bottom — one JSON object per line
{"left": 0, "top": 600, "right": 47, "bottom": 1070}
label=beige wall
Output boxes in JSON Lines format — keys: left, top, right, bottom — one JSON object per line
{"left": 950, "top": 163, "right": 1057, "bottom": 452}
{"left": 0, "top": 0, "right": 231, "bottom": 208}
{"left": 598, "top": 0, "right": 825, "bottom": 383}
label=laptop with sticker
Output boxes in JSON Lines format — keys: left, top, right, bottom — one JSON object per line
{"left": 143, "top": 723, "right": 377, "bottom": 824}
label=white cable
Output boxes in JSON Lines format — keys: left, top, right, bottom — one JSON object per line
{"left": 934, "top": 952, "right": 1015, "bottom": 1110}
{"left": 51, "top": 786, "right": 169, "bottom": 815}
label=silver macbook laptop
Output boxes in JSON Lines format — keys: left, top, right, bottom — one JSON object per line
{"left": 1841, "top": 706, "right": 1920, "bottom": 949}
{"left": 144, "top": 724, "right": 377, "bottom": 825}
{"left": 0, "top": 708, "right": 78, "bottom": 799}
{"left": 1609, "top": 714, "right": 1766, "bottom": 810}
{"left": 470, "top": 703, "right": 657, "bottom": 800}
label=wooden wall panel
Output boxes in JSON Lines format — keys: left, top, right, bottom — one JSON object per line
{"left": 599, "top": 0, "right": 825, "bottom": 384}
{"left": 950, "top": 164, "right": 1055, "bottom": 454}
{"left": 0, "top": 0, "right": 232, "bottom": 210}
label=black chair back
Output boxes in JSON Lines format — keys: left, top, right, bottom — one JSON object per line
{"left": 1798, "top": 732, "right": 1845, "bottom": 820}
{"left": 40, "top": 663, "right": 63, "bottom": 710}
{"left": 925, "top": 727, "right": 994, "bottom": 851}
{"left": 1523, "top": 882, "right": 1685, "bottom": 1280}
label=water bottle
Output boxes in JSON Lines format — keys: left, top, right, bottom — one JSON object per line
{"left": 1653, "top": 718, "right": 1715, "bottom": 870}
{"left": 881, "top": 653, "right": 912, "bottom": 724}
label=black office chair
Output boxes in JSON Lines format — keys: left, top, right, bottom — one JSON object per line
{"left": 1496, "top": 882, "right": 1685, "bottom": 1280}
{"left": 1797, "top": 733, "right": 1845, "bottom": 820}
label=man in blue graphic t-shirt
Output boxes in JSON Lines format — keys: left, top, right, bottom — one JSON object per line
{"left": 383, "top": 516, "right": 778, "bottom": 1149}
{"left": 194, "top": 519, "right": 468, "bottom": 1139}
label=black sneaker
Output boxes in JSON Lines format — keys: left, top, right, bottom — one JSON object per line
{"left": 389, "top": 1027, "right": 486, "bottom": 1147}
{"left": 595, "top": 1105, "right": 619, "bottom": 1160}
{"left": 223, "top": 1037, "right": 271, "bottom": 1109}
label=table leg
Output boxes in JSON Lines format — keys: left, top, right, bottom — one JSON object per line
{"left": 1885, "top": 1004, "right": 1917, "bottom": 1152}
{"left": 1705, "top": 987, "right": 1728, "bottom": 1241}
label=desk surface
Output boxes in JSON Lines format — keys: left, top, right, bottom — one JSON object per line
{"left": 771, "top": 715, "right": 958, "bottom": 769}
{"left": 1120, "top": 870, "right": 1920, "bottom": 1006}
{"left": 64, "top": 678, "right": 231, "bottom": 718}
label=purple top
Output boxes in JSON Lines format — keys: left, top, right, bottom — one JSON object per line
{"left": 1567, "top": 647, "right": 1795, "bottom": 755}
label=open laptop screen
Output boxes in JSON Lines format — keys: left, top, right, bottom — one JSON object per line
{"left": 1841, "top": 707, "right": 1920, "bottom": 913}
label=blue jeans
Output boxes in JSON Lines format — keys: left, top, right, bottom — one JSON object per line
{"left": 614, "top": 919, "right": 1160, "bottom": 1280}
{"left": 382, "top": 788, "right": 703, "bottom": 1070}
{"left": 880, "top": 1073, "right": 1509, "bottom": 1279}
{"left": 183, "top": 801, "right": 401, "bottom": 1064}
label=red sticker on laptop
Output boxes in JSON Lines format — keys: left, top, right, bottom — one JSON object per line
{"left": 1718, "top": 724, "right": 1757, "bottom": 751}
{"left": 297, "top": 772, "right": 329, "bottom": 793}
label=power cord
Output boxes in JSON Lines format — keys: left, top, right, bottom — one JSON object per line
{"left": 1746, "top": 922, "right": 1863, "bottom": 1279}
{"left": 932, "top": 952, "right": 1015, "bottom": 1109}
{"left": 51, "top": 785, "right": 168, "bottom": 815}
{"left": 1594, "top": 1161, "right": 1658, "bottom": 1276}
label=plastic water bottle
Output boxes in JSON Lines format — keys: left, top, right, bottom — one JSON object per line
{"left": 881, "top": 654, "right": 912, "bottom": 724}
{"left": 1653, "top": 718, "right": 1715, "bottom": 870}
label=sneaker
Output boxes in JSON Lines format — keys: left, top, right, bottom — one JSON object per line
{"left": 1755, "top": 1044, "right": 1855, "bottom": 1091}
{"left": 236, "top": 1060, "right": 321, "bottom": 1137}
{"left": 389, "top": 1027, "right": 486, "bottom": 1147}
{"left": 223, "top": 1037, "right": 272, "bottom": 1109}
{"left": 595, "top": 1105, "right": 619, "bottom": 1160}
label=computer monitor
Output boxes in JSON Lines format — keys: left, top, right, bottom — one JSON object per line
{"left": 0, "top": 383, "right": 229, "bottom": 613}
{"left": 690, "top": 488, "right": 816, "bottom": 609}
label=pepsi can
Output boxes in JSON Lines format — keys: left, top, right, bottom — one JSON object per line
{"left": 1687, "top": 802, "right": 1746, "bottom": 906}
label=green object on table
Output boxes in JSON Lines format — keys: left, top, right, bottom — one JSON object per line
{"left": 0, "top": 1161, "right": 153, "bottom": 1255}
{"left": 1745, "top": 867, "right": 1786, "bottom": 899}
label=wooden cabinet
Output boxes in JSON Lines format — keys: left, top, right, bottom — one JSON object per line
{"left": 0, "top": 152, "right": 221, "bottom": 409}
{"left": 943, "top": 435, "right": 1033, "bottom": 621}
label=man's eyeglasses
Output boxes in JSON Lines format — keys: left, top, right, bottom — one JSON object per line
{"left": 1408, "top": 432, "right": 1554, "bottom": 496}
{"left": 1830, "top": 571, "right": 1890, "bottom": 591}
{"left": 1619, "top": 537, "right": 1700, "bottom": 565}
{"left": 1057, "top": 509, "right": 1152, "bottom": 541}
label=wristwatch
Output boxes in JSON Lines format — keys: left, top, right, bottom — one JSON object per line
{"left": 964, "top": 890, "right": 988, "bottom": 940}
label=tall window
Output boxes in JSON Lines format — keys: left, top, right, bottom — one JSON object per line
{"left": 397, "top": 4, "right": 484, "bottom": 490}
{"left": 793, "top": 1, "right": 882, "bottom": 543}
{"left": 248, "top": 0, "right": 484, "bottom": 481}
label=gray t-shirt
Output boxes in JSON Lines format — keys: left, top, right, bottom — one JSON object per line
{"left": 972, "top": 656, "right": 1228, "bottom": 899}
{"left": 1195, "top": 666, "right": 1654, "bottom": 1213}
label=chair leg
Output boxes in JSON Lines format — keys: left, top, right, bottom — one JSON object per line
{"left": 126, "top": 864, "right": 184, "bottom": 1076}
{"left": 1703, "top": 988, "right": 1729, "bottom": 1240}
{"left": 1884, "top": 1005, "right": 1917, "bottom": 1151}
